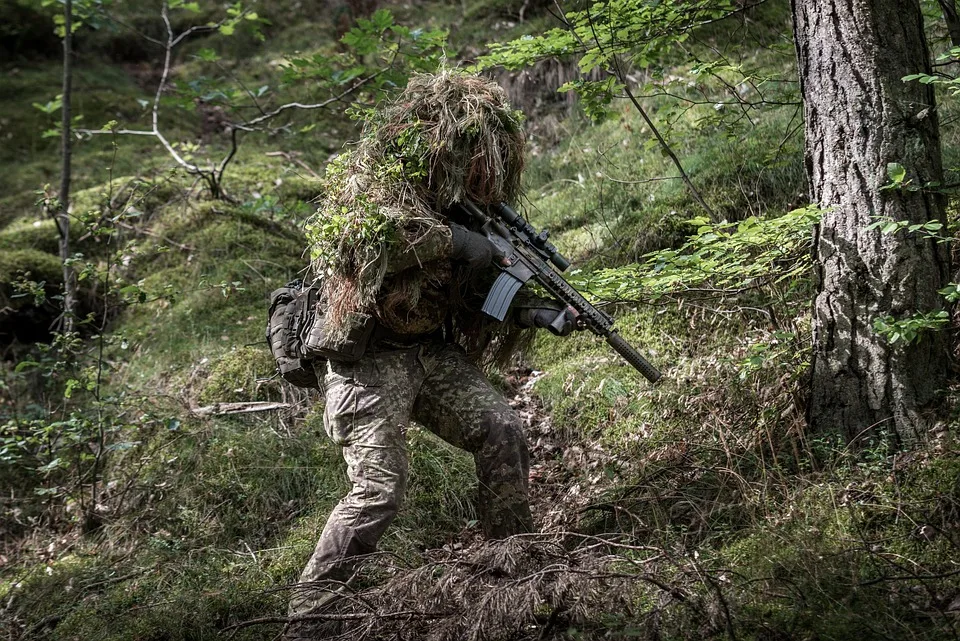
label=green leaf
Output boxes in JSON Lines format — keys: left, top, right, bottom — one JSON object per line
{"left": 370, "top": 8, "right": 393, "bottom": 30}
{"left": 195, "top": 48, "right": 220, "bottom": 62}
{"left": 36, "top": 458, "right": 64, "bottom": 474}
{"left": 32, "top": 96, "right": 62, "bottom": 115}
{"left": 106, "top": 441, "right": 141, "bottom": 452}
{"left": 887, "top": 162, "right": 906, "bottom": 185}
{"left": 14, "top": 360, "right": 40, "bottom": 373}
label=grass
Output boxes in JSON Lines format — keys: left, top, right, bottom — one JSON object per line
{"left": 522, "top": 78, "right": 804, "bottom": 267}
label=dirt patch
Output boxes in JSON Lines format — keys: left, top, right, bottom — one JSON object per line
{"left": 506, "top": 367, "right": 639, "bottom": 534}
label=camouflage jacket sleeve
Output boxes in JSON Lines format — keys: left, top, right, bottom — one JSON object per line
{"left": 384, "top": 224, "right": 454, "bottom": 275}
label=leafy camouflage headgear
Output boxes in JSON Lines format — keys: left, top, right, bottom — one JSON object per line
{"left": 307, "top": 70, "right": 526, "bottom": 334}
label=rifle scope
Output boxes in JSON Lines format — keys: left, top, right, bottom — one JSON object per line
{"left": 492, "top": 203, "right": 572, "bottom": 272}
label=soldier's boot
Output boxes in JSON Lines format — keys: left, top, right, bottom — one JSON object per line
{"left": 284, "top": 584, "right": 346, "bottom": 641}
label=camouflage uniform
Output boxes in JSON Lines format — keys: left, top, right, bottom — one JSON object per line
{"left": 284, "top": 194, "right": 578, "bottom": 636}
{"left": 288, "top": 339, "right": 532, "bottom": 621}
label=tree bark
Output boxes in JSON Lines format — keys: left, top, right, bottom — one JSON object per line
{"left": 938, "top": 0, "right": 960, "bottom": 48}
{"left": 792, "top": 0, "right": 950, "bottom": 445}
{"left": 57, "top": 0, "right": 77, "bottom": 334}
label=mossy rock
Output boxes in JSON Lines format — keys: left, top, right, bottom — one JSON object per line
{"left": 0, "top": 249, "right": 61, "bottom": 343}
{"left": 0, "top": 218, "right": 59, "bottom": 254}
{"left": 154, "top": 201, "right": 306, "bottom": 250}
{"left": 71, "top": 174, "right": 189, "bottom": 219}
{"left": 197, "top": 345, "right": 281, "bottom": 405}
{"left": 226, "top": 161, "right": 323, "bottom": 205}
{"left": 0, "top": 248, "right": 61, "bottom": 290}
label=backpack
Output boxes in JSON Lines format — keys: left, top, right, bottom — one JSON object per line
{"left": 266, "top": 280, "right": 321, "bottom": 389}
{"left": 265, "top": 280, "right": 378, "bottom": 389}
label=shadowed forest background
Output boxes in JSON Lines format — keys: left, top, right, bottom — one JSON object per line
{"left": 2, "top": 0, "right": 960, "bottom": 639}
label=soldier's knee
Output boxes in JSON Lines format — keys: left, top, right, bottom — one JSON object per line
{"left": 477, "top": 410, "right": 527, "bottom": 460}
{"left": 476, "top": 404, "right": 515, "bottom": 431}
{"left": 486, "top": 410, "right": 523, "bottom": 442}
{"left": 363, "top": 463, "right": 407, "bottom": 514}
{"left": 376, "top": 483, "right": 404, "bottom": 514}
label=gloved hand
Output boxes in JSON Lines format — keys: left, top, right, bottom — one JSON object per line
{"left": 518, "top": 304, "right": 580, "bottom": 337}
{"left": 450, "top": 224, "right": 493, "bottom": 270}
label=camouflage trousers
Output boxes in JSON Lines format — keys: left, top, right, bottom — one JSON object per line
{"left": 289, "top": 342, "right": 532, "bottom": 619}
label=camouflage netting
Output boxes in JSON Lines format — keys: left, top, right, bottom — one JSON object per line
{"left": 306, "top": 70, "right": 527, "bottom": 355}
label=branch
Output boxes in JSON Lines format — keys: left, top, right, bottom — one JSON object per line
{"left": 76, "top": 5, "right": 390, "bottom": 199}
{"left": 592, "top": 10, "right": 717, "bottom": 222}
{"left": 235, "top": 72, "right": 384, "bottom": 130}
{"left": 858, "top": 567, "right": 960, "bottom": 587}
{"left": 102, "top": 14, "right": 165, "bottom": 47}
{"left": 170, "top": 10, "right": 243, "bottom": 48}
{"left": 223, "top": 608, "right": 455, "bottom": 634}
{"left": 552, "top": 0, "right": 717, "bottom": 219}
{"left": 265, "top": 151, "right": 322, "bottom": 179}
{"left": 603, "top": 174, "right": 683, "bottom": 185}
{"left": 192, "top": 402, "right": 292, "bottom": 416}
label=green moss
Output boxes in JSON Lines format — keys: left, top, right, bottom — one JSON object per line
{"left": 0, "top": 249, "right": 63, "bottom": 292}
{"left": 713, "top": 456, "right": 960, "bottom": 640}
{"left": 3, "top": 408, "right": 350, "bottom": 639}
{"left": 197, "top": 345, "right": 280, "bottom": 405}
{"left": 0, "top": 218, "right": 59, "bottom": 254}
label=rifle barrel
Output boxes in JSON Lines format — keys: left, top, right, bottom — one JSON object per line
{"left": 606, "top": 331, "right": 663, "bottom": 384}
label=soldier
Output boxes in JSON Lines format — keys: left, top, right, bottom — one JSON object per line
{"left": 286, "top": 71, "right": 578, "bottom": 639}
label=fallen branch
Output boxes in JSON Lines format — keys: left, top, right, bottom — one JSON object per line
{"left": 224, "top": 609, "right": 454, "bottom": 634}
{"left": 192, "top": 402, "right": 290, "bottom": 417}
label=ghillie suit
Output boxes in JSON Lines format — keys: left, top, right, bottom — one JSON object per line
{"left": 305, "top": 69, "right": 530, "bottom": 364}
{"left": 287, "top": 72, "right": 583, "bottom": 641}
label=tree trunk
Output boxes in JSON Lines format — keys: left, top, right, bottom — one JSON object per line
{"left": 792, "top": 0, "right": 950, "bottom": 446}
{"left": 57, "top": 0, "right": 77, "bottom": 334}
{"left": 938, "top": 0, "right": 960, "bottom": 48}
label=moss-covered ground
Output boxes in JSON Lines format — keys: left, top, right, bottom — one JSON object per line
{"left": 2, "top": 1, "right": 959, "bottom": 640}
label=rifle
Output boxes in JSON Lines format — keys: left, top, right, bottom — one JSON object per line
{"left": 456, "top": 200, "right": 663, "bottom": 384}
